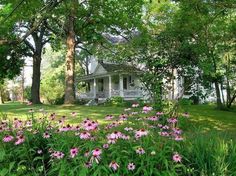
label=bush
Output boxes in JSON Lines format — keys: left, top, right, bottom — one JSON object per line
{"left": 105, "top": 96, "right": 126, "bottom": 107}
{"left": 75, "top": 99, "right": 89, "bottom": 105}
{"left": 24, "top": 86, "right": 32, "bottom": 101}
{"left": 179, "top": 98, "right": 193, "bottom": 106}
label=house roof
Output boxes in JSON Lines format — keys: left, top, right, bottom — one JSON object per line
{"left": 100, "top": 62, "right": 140, "bottom": 73}
{"left": 78, "top": 62, "right": 142, "bottom": 81}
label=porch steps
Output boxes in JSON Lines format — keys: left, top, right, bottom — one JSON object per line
{"left": 85, "top": 99, "right": 98, "bottom": 106}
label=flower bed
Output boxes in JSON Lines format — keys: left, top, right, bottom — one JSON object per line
{"left": 0, "top": 105, "right": 236, "bottom": 176}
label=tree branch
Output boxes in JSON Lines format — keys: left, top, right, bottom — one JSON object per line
{"left": 76, "top": 46, "right": 93, "bottom": 55}
{"left": 24, "top": 39, "right": 35, "bottom": 52}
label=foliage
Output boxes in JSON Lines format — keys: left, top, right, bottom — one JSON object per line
{"left": 24, "top": 86, "right": 32, "bottom": 102}
{"left": 0, "top": 45, "right": 25, "bottom": 81}
{"left": 105, "top": 96, "right": 126, "bottom": 107}
{"left": 179, "top": 98, "right": 193, "bottom": 106}
{"left": 0, "top": 82, "right": 10, "bottom": 103}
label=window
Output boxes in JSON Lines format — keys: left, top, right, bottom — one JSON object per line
{"left": 123, "top": 77, "right": 127, "bottom": 90}
{"left": 98, "top": 79, "right": 104, "bottom": 91}
{"left": 86, "top": 82, "right": 90, "bottom": 92}
{"left": 128, "top": 76, "right": 132, "bottom": 84}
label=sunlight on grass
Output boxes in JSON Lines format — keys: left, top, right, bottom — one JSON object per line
{"left": 1, "top": 102, "right": 236, "bottom": 136}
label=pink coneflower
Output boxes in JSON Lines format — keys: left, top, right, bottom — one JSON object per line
{"left": 28, "top": 109, "right": 34, "bottom": 113}
{"left": 142, "top": 106, "right": 153, "bottom": 113}
{"left": 3, "top": 135, "right": 14, "bottom": 142}
{"left": 156, "top": 111, "right": 164, "bottom": 115}
{"left": 58, "top": 120, "right": 64, "bottom": 126}
{"left": 25, "top": 120, "right": 32, "bottom": 127}
{"left": 121, "top": 134, "right": 130, "bottom": 140}
{"left": 82, "top": 119, "right": 98, "bottom": 131}
{"left": 71, "top": 112, "right": 77, "bottom": 117}
{"left": 182, "top": 112, "right": 189, "bottom": 117}
{"left": 108, "top": 138, "right": 116, "bottom": 144}
{"left": 43, "top": 132, "right": 50, "bottom": 139}
{"left": 135, "top": 129, "right": 148, "bottom": 139}
{"left": 174, "top": 136, "right": 184, "bottom": 141}
{"left": 84, "top": 162, "right": 92, "bottom": 168}
{"left": 105, "top": 115, "right": 114, "bottom": 120}
{"left": 124, "top": 127, "right": 133, "bottom": 131}
{"left": 90, "top": 155, "right": 101, "bottom": 164}
{"left": 127, "top": 163, "right": 135, "bottom": 171}
{"left": 159, "top": 131, "right": 170, "bottom": 137}
{"left": 148, "top": 116, "right": 159, "bottom": 121}
{"left": 49, "top": 113, "right": 56, "bottom": 120}
{"left": 14, "top": 119, "right": 23, "bottom": 129}
{"left": 105, "top": 121, "right": 120, "bottom": 129}
{"left": 84, "top": 150, "right": 90, "bottom": 157}
{"left": 119, "top": 114, "right": 128, "bottom": 121}
{"left": 15, "top": 135, "right": 25, "bottom": 145}
{"left": 124, "top": 108, "right": 131, "bottom": 112}
{"left": 75, "top": 125, "right": 80, "bottom": 131}
{"left": 80, "top": 131, "right": 91, "bottom": 139}
{"left": 109, "top": 131, "right": 122, "bottom": 139}
{"left": 136, "top": 147, "right": 145, "bottom": 155}
{"left": 167, "top": 117, "right": 178, "bottom": 124}
{"left": 70, "top": 147, "right": 79, "bottom": 158}
{"left": 92, "top": 148, "right": 102, "bottom": 156}
{"left": 162, "top": 125, "right": 169, "bottom": 130}
{"left": 173, "top": 153, "right": 182, "bottom": 163}
{"left": 51, "top": 151, "right": 64, "bottom": 159}
{"left": 131, "top": 112, "right": 138, "bottom": 115}
{"left": 109, "top": 161, "right": 119, "bottom": 171}
{"left": 172, "top": 128, "right": 182, "bottom": 135}
{"left": 132, "top": 103, "right": 139, "bottom": 108}
{"left": 59, "top": 126, "right": 71, "bottom": 132}
{"left": 103, "top": 144, "right": 109, "bottom": 149}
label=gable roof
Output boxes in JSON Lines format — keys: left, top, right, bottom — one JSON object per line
{"left": 78, "top": 62, "right": 142, "bottom": 81}
{"left": 99, "top": 62, "right": 140, "bottom": 73}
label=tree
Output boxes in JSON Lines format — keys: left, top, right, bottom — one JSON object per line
{"left": 0, "top": 0, "right": 62, "bottom": 104}
{"left": 20, "top": 21, "right": 50, "bottom": 104}
{"left": 171, "top": 0, "right": 236, "bottom": 109}
{"left": 45, "top": 0, "right": 144, "bottom": 104}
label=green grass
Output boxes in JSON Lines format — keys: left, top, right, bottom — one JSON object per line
{"left": 0, "top": 102, "right": 236, "bottom": 137}
{"left": 181, "top": 104, "right": 236, "bottom": 139}
{"left": 0, "top": 102, "right": 125, "bottom": 124}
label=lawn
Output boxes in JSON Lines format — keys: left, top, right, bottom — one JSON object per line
{"left": 0, "top": 102, "right": 236, "bottom": 137}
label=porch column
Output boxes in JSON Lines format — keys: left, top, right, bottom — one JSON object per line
{"left": 93, "top": 78, "right": 96, "bottom": 98}
{"left": 108, "top": 75, "right": 112, "bottom": 98}
{"left": 119, "top": 74, "right": 124, "bottom": 97}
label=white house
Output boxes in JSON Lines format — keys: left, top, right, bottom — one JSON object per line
{"left": 76, "top": 57, "right": 187, "bottom": 103}
{"left": 77, "top": 60, "right": 145, "bottom": 101}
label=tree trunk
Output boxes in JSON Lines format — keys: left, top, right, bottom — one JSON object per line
{"left": 31, "top": 54, "right": 42, "bottom": 104}
{"left": 171, "top": 68, "right": 175, "bottom": 100}
{"left": 227, "top": 91, "right": 236, "bottom": 108}
{"left": 220, "top": 82, "right": 225, "bottom": 105}
{"left": 64, "top": 6, "right": 76, "bottom": 104}
{"left": 214, "top": 81, "right": 223, "bottom": 109}
{"left": 0, "top": 90, "right": 3, "bottom": 104}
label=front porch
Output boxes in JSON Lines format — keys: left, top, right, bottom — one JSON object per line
{"left": 77, "top": 74, "right": 143, "bottom": 100}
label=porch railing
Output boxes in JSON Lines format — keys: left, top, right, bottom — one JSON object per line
{"left": 123, "top": 90, "right": 143, "bottom": 98}
{"left": 77, "top": 92, "right": 94, "bottom": 99}
{"left": 77, "top": 89, "right": 143, "bottom": 99}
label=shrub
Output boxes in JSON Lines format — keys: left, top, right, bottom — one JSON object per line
{"left": 105, "top": 96, "right": 126, "bottom": 107}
